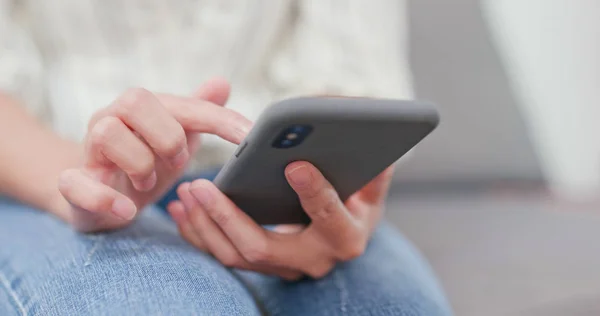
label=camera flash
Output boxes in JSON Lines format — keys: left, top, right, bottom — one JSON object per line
{"left": 286, "top": 133, "right": 298, "bottom": 140}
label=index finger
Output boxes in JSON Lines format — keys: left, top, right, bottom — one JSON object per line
{"left": 157, "top": 94, "right": 253, "bottom": 144}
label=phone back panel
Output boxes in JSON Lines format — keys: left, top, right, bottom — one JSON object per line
{"left": 213, "top": 97, "right": 439, "bottom": 225}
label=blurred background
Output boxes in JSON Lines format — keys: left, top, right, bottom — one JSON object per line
{"left": 388, "top": 1, "right": 600, "bottom": 315}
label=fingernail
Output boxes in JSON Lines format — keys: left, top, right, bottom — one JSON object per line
{"left": 242, "top": 123, "right": 252, "bottom": 135}
{"left": 112, "top": 197, "right": 137, "bottom": 220}
{"left": 236, "top": 124, "right": 251, "bottom": 140}
{"left": 190, "top": 183, "right": 213, "bottom": 209}
{"left": 171, "top": 148, "right": 189, "bottom": 168}
{"left": 287, "top": 165, "right": 312, "bottom": 186}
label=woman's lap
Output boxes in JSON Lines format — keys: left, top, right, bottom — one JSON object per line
{"left": 0, "top": 200, "right": 260, "bottom": 316}
{"left": 0, "top": 200, "right": 451, "bottom": 316}
{"left": 236, "top": 223, "right": 452, "bottom": 316}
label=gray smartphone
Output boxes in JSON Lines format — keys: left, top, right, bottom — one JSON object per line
{"left": 213, "top": 97, "right": 439, "bottom": 225}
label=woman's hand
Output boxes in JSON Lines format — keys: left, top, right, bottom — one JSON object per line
{"left": 168, "top": 161, "right": 394, "bottom": 280}
{"left": 57, "top": 79, "right": 252, "bottom": 232}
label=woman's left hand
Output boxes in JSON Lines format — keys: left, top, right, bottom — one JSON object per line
{"left": 167, "top": 161, "right": 394, "bottom": 280}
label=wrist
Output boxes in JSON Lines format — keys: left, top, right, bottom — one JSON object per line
{"left": 0, "top": 96, "right": 82, "bottom": 222}
{"left": 44, "top": 139, "right": 83, "bottom": 221}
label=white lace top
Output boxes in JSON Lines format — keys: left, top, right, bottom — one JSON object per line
{"left": 0, "top": 0, "right": 412, "bottom": 168}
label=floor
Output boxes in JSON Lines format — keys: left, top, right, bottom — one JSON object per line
{"left": 385, "top": 186, "right": 600, "bottom": 316}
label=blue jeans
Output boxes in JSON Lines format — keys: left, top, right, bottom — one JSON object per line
{"left": 0, "top": 174, "right": 452, "bottom": 316}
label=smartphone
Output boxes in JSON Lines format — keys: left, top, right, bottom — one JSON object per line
{"left": 213, "top": 97, "right": 439, "bottom": 225}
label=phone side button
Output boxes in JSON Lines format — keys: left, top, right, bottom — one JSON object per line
{"left": 234, "top": 141, "right": 248, "bottom": 157}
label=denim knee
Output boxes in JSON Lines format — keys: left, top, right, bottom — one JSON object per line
{"left": 39, "top": 246, "right": 260, "bottom": 316}
{"left": 0, "top": 202, "right": 260, "bottom": 316}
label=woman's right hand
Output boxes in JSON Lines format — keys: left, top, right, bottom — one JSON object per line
{"left": 57, "top": 79, "right": 252, "bottom": 232}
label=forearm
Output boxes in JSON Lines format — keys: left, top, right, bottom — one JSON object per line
{"left": 0, "top": 93, "right": 80, "bottom": 218}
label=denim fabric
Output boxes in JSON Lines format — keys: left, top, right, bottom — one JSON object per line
{"left": 236, "top": 223, "right": 452, "bottom": 316}
{"left": 0, "top": 177, "right": 452, "bottom": 316}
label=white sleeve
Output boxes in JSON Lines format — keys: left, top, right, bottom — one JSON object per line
{"left": 267, "top": 0, "right": 414, "bottom": 99}
{"left": 0, "top": 0, "right": 45, "bottom": 117}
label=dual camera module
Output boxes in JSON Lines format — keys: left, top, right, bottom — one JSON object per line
{"left": 272, "top": 125, "right": 313, "bottom": 149}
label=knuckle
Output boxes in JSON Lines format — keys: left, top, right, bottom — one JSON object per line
{"left": 240, "top": 241, "right": 270, "bottom": 264}
{"left": 157, "top": 129, "right": 187, "bottom": 157}
{"left": 89, "top": 117, "right": 121, "bottom": 147}
{"left": 311, "top": 190, "right": 340, "bottom": 220}
{"left": 116, "top": 87, "right": 153, "bottom": 116}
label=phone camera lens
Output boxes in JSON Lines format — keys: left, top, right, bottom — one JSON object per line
{"left": 272, "top": 125, "right": 313, "bottom": 149}
{"left": 291, "top": 126, "right": 306, "bottom": 133}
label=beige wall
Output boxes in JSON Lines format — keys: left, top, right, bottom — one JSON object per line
{"left": 483, "top": 0, "right": 600, "bottom": 199}
{"left": 396, "top": 0, "right": 542, "bottom": 183}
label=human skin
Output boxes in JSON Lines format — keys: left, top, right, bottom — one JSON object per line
{"left": 0, "top": 78, "right": 394, "bottom": 279}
